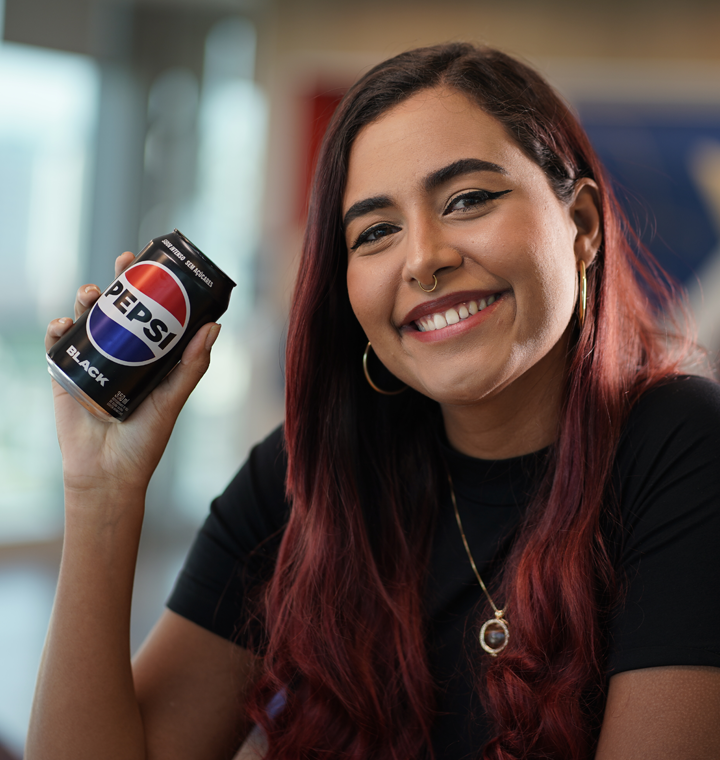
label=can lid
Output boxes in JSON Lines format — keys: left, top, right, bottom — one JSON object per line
{"left": 172, "top": 229, "right": 238, "bottom": 291}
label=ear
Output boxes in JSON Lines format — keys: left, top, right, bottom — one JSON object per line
{"left": 570, "top": 178, "right": 602, "bottom": 267}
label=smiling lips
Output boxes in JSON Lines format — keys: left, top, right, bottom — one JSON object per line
{"left": 415, "top": 294, "right": 499, "bottom": 332}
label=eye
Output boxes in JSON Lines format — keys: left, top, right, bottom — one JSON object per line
{"left": 443, "top": 188, "right": 512, "bottom": 215}
{"left": 350, "top": 222, "right": 401, "bottom": 251}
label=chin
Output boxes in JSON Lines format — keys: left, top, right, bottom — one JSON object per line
{"left": 417, "top": 376, "right": 501, "bottom": 407}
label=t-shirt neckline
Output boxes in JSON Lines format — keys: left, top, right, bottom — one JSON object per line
{"left": 440, "top": 437, "right": 550, "bottom": 506}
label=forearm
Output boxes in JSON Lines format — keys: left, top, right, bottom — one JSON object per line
{"left": 26, "top": 487, "right": 148, "bottom": 760}
{"left": 35, "top": 293, "right": 220, "bottom": 758}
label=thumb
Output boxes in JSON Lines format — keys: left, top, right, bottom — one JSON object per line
{"left": 155, "top": 323, "right": 221, "bottom": 416}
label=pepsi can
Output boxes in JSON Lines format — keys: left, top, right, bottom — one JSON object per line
{"left": 47, "top": 230, "right": 236, "bottom": 422}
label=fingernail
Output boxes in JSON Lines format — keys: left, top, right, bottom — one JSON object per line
{"left": 84, "top": 285, "right": 100, "bottom": 294}
{"left": 205, "top": 323, "right": 221, "bottom": 351}
{"left": 58, "top": 318, "right": 71, "bottom": 325}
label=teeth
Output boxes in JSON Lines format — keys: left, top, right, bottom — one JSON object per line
{"left": 415, "top": 294, "right": 500, "bottom": 333}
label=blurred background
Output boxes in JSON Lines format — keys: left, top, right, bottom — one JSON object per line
{"left": 1, "top": 0, "right": 719, "bottom": 755}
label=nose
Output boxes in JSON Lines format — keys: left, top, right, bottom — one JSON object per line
{"left": 401, "top": 216, "right": 462, "bottom": 291}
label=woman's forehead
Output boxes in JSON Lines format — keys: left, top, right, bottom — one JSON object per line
{"left": 343, "top": 88, "right": 533, "bottom": 208}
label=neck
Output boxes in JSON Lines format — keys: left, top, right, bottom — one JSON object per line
{"left": 441, "top": 334, "right": 570, "bottom": 460}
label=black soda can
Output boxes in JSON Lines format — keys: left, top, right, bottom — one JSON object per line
{"left": 47, "top": 230, "right": 236, "bottom": 422}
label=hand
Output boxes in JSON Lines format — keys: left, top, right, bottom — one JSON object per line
{"left": 46, "top": 252, "right": 220, "bottom": 498}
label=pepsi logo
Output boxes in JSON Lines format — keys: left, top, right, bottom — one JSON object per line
{"left": 87, "top": 261, "right": 191, "bottom": 366}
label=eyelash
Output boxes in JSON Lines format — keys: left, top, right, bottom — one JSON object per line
{"left": 349, "top": 188, "right": 512, "bottom": 250}
{"left": 350, "top": 223, "right": 400, "bottom": 251}
{"left": 442, "top": 188, "right": 512, "bottom": 215}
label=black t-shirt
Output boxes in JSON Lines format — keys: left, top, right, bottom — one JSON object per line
{"left": 168, "top": 375, "right": 720, "bottom": 758}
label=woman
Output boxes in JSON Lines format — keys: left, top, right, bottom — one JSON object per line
{"left": 29, "top": 43, "right": 720, "bottom": 760}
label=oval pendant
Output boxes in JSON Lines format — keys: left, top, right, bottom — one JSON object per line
{"left": 479, "top": 617, "right": 509, "bottom": 656}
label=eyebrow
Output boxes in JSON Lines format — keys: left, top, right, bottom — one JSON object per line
{"left": 342, "top": 158, "right": 507, "bottom": 231}
{"left": 342, "top": 195, "right": 393, "bottom": 231}
{"left": 424, "top": 158, "right": 507, "bottom": 192}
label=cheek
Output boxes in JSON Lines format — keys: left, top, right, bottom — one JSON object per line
{"left": 346, "top": 264, "right": 390, "bottom": 336}
{"left": 496, "top": 225, "right": 577, "bottom": 338}
{"left": 532, "top": 250, "right": 577, "bottom": 317}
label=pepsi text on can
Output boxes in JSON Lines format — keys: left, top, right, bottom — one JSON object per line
{"left": 46, "top": 230, "right": 236, "bottom": 422}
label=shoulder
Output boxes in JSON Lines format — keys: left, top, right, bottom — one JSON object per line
{"left": 213, "top": 423, "right": 289, "bottom": 536}
{"left": 611, "top": 374, "right": 720, "bottom": 556}
{"left": 178, "top": 423, "right": 289, "bottom": 575}
{"left": 608, "top": 377, "right": 720, "bottom": 672}
{"left": 625, "top": 374, "right": 720, "bottom": 432}
{"left": 178, "top": 421, "right": 288, "bottom": 573}
{"left": 239, "top": 423, "right": 288, "bottom": 505}
{"left": 626, "top": 373, "right": 720, "bottom": 423}
{"left": 167, "top": 424, "right": 288, "bottom": 642}
{"left": 618, "top": 375, "right": 720, "bottom": 470}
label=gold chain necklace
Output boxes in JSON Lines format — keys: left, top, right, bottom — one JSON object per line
{"left": 448, "top": 472, "right": 510, "bottom": 657}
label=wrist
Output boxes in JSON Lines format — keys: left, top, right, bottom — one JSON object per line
{"left": 60, "top": 486, "right": 147, "bottom": 579}
{"left": 63, "top": 472, "right": 148, "bottom": 499}
{"left": 63, "top": 482, "right": 147, "bottom": 526}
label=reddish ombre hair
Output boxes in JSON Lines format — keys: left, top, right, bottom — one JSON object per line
{"left": 246, "top": 43, "right": 690, "bottom": 759}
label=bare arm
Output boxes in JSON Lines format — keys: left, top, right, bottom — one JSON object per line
{"left": 134, "top": 610, "right": 259, "bottom": 759}
{"left": 596, "top": 666, "right": 720, "bottom": 759}
{"left": 26, "top": 482, "right": 148, "bottom": 760}
{"left": 27, "top": 254, "right": 255, "bottom": 759}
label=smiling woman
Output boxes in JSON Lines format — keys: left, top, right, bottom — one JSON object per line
{"left": 344, "top": 90, "right": 599, "bottom": 448}
{"left": 29, "top": 43, "right": 720, "bottom": 760}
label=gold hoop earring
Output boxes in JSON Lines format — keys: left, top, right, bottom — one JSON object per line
{"left": 418, "top": 274, "right": 438, "bottom": 293}
{"left": 363, "top": 342, "right": 407, "bottom": 396}
{"left": 577, "top": 260, "right": 587, "bottom": 329}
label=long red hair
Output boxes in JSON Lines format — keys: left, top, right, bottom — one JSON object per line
{"left": 246, "top": 44, "right": 690, "bottom": 759}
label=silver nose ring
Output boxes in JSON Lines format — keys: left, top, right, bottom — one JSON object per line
{"left": 418, "top": 274, "right": 438, "bottom": 293}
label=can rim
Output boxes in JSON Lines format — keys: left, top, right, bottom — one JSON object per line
{"left": 173, "top": 229, "right": 238, "bottom": 289}
{"left": 46, "top": 357, "right": 121, "bottom": 423}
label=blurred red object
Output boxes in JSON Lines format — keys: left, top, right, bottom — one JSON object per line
{"left": 297, "top": 88, "right": 345, "bottom": 224}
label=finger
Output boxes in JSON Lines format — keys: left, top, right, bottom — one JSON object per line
{"left": 154, "top": 323, "right": 221, "bottom": 417}
{"left": 115, "top": 251, "right": 136, "bottom": 278}
{"left": 45, "top": 317, "right": 74, "bottom": 352}
{"left": 74, "top": 284, "right": 102, "bottom": 321}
